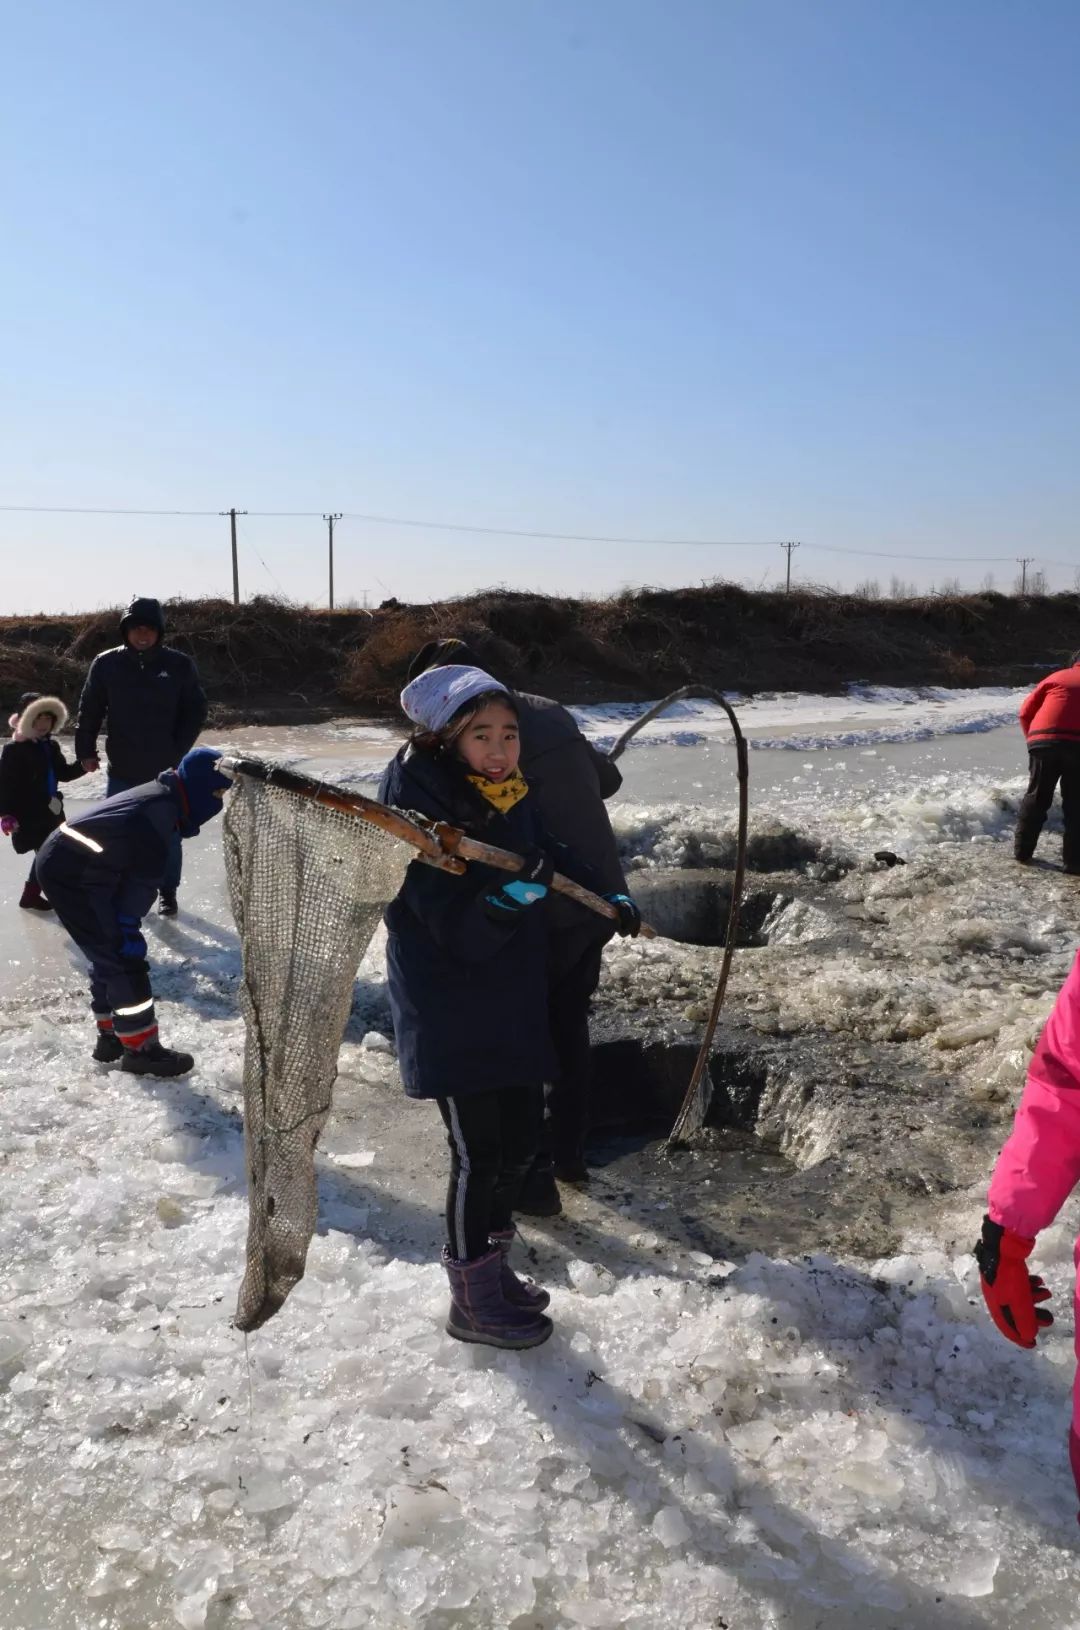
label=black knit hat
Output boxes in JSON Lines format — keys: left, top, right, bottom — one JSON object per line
{"left": 406, "top": 637, "right": 479, "bottom": 683}
{"left": 120, "top": 596, "right": 166, "bottom": 638}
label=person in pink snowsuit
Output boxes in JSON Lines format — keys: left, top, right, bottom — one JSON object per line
{"left": 977, "top": 952, "right": 1080, "bottom": 1516}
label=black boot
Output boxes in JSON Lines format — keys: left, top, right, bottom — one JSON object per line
{"left": 158, "top": 891, "right": 178, "bottom": 918}
{"left": 120, "top": 1039, "right": 194, "bottom": 1077}
{"left": 92, "top": 1026, "right": 123, "bottom": 1063}
{"left": 515, "top": 1157, "right": 563, "bottom": 1218}
{"left": 19, "top": 879, "right": 53, "bottom": 912}
{"left": 442, "top": 1246, "right": 552, "bottom": 1349}
{"left": 553, "top": 1144, "right": 590, "bottom": 1185}
{"left": 489, "top": 1229, "right": 551, "bottom": 1312}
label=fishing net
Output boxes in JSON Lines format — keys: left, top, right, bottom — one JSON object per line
{"left": 223, "top": 771, "right": 411, "bottom": 1331}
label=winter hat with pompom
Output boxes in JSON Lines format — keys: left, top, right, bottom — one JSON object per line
{"left": 400, "top": 665, "right": 509, "bottom": 736}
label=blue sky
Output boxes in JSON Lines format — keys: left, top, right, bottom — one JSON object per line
{"left": 2, "top": 0, "right": 1078, "bottom": 612}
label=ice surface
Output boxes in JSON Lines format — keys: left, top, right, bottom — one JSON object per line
{"left": 575, "top": 685, "right": 1030, "bottom": 754}
{"left": 2, "top": 698, "right": 1080, "bottom": 1627}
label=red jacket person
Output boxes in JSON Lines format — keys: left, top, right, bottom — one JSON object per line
{"left": 1014, "top": 653, "right": 1080, "bottom": 873}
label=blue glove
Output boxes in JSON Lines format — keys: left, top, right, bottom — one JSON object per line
{"left": 116, "top": 913, "right": 147, "bottom": 962}
{"left": 484, "top": 849, "right": 554, "bottom": 919}
{"left": 605, "top": 893, "right": 642, "bottom": 938}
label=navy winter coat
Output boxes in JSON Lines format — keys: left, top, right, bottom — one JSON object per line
{"left": 75, "top": 644, "right": 207, "bottom": 784}
{"left": 379, "top": 746, "right": 590, "bottom": 1100}
{"left": 515, "top": 691, "right": 626, "bottom": 934}
{"left": 36, "top": 776, "right": 186, "bottom": 925}
{"left": 0, "top": 737, "right": 86, "bottom": 852}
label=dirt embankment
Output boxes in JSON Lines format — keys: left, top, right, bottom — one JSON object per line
{"left": 0, "top": 585, "right": 1074, "bottom": 723}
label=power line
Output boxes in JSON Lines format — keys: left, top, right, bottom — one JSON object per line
{"left": 339, "top": 511, "right": 1011, "bottom": 562}
{"left": 0, "top": 500, "right": 1065, "bottom": 568}
{"left": 0, "top": 501, "right": 783, "bottom": 545}
{"left": 0, "top": 504, "right": 223, "bottom": 516}
{"left": 338, "top": 509, "right": 786, "bottom": 548}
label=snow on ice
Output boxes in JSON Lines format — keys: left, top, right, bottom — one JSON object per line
{"left": 2, "top": 689, "right": 1080, "bottom": 1628}
{"left": 575, "top": 684, "right": 1031, "bottom": 753}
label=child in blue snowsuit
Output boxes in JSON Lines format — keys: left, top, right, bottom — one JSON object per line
{"left": 35, "top": 746, "right": 232, "bottom": 1077}
{"left": 379, "top": 664, "right": 640, "bottom": 1351}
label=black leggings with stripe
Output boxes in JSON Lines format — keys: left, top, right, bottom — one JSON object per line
{"left": 436, "top": 1084, "right": 544, "bottom": 1261}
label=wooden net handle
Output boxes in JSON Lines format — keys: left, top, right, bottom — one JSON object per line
{"left": 222, "top": 756, "right": 655, "bottom": 935}
{"left": 431, "top": 822, "right": 656, "bottom": 939}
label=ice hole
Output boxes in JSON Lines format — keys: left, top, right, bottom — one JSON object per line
{"left": 590, "top": 1037, "right": 772, "bottom": 1135}
{"left": 627, "top": 869, "right": 784, "bottom": 947}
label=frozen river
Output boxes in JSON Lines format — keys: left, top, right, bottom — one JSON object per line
{"left": 0, "top": 684, "right": 1036, "bottom": 969}
{"left": 4, "top": 685, "right": 1080, "bottom": 1630}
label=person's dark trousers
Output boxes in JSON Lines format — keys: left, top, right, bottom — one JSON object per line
{"left": 107, "top": 773, "right": 182, "bottom": 895}
{"left": 544, "top": 928, "right": 607, "bottom": 1171}
{"left": 34, "top": 843, "right": 156, "bottom": 1035}
{"left": 436, "top": 1084, "right": 544, "bottom": 1261}
{"left": 1015, "top": 744, "right": 1080, "bottom": 870}
{"left": 19, "top": 845, "right": 52, "bottom": 910}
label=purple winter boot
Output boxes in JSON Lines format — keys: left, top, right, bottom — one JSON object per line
{"left": 489, "top": 1228, "right": 551, "bottom": 1313}
{"left": 442, "top": 1245, "right": 553, "bottom": 1349}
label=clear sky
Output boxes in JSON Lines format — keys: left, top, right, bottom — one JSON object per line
{"left": 2, "top": 0, "right": 1078, "bottom": 613}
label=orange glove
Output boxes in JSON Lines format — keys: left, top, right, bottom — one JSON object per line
{"left": 975, "top": 1215, "right": 1053, "bottom": 1349}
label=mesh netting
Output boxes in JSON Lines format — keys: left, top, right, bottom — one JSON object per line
{"left": 224, "top": 773, "right": 411, "bottom": 1331}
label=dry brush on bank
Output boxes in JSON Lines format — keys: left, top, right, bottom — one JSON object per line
{"left": 0, "top": 584, "right": 1076, "bottom": 720}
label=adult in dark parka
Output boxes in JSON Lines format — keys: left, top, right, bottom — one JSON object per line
{"left": 75, "top": 596, "right": 207, "bottom": 915}
{"left": 405, "top": 637, "right": 628, "bottom": 1213}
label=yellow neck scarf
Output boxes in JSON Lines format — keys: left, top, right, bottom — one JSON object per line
{"left": 466, "top": 768, "right": 529, "bottom": 812}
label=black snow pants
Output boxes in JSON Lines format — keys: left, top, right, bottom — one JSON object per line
{"left": 1015, "top": 744, "right": 1080, "bottom": 871}
{"left": 437, "top": 1083, "right": 544, "bottom": 1260}
{"left": 35, "top": 841, "right": 155, "bottom": 1038}
{"left": 539, "top": 926, "right": 608, "bottom": 1168}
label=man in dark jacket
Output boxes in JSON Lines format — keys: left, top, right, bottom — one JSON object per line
{"left": 75, "top": 596, "right": 207, "bottom": 916}
{"left": 405, "top": 637, "right": 628, "bottom": 1214}
{"left": 1015, "top": 651, "right": 1080, "bottom": 872}
{"left": 35, "top": 747, "right": 232, "bottom": 1076}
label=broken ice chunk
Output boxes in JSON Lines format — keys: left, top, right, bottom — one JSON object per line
{"left": 0, "top": 1322, "right": 29, "bottom": 1387}
{"left": 239, "top": 1472, "right": 293, "bottom": 1516}
{"left": 171, "top": 1547, "right": 233, "bottom": 1629}
{"left": 567, "top": 1259, "right": 615, "bottom": 1297}
{"left": 380, "top": 1482, "right": 460, "bottom": 1547}
{"left": 836, "top": 1462, "right": 904, "bottom": 1500}
{"left": 360, "top": 1032, "right": 395, "bottom": 1054}
{"left": 941, "top": 1551, "right": 999, "bottom": 1598}
{"left": 652, "top": 1506, "right": 690, "bottom": 1548}
{"left": 725, "top": 1420, "right": 780, "bottom": 1461}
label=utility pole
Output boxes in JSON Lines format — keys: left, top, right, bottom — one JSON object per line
{"left": 781, "top": 540, "right": 800, "bottom": 593}
{"left": 1017, "top": 556, "right": 1033, "bottom": 595}
{"left": 323, "top": 513, "right": 342, "bottom": 610}
{"left": 220, "top": 508, "right": 247, "bottom": 606}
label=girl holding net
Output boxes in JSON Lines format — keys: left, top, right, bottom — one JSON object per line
{"left": 379, "top": 664, "right": 640, "bottom": 1349}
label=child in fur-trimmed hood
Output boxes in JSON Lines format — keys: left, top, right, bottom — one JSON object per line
{"left": 0, "top": 693, "right": 87, "bottom": 909}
